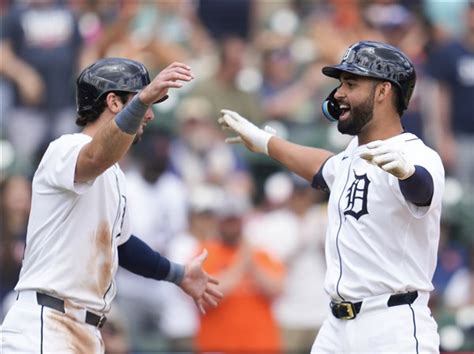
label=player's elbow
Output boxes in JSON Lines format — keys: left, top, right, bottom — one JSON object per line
{"left": 75, "top": 149, "right": 111, "bottom": 183}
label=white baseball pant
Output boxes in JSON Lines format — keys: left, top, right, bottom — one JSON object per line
{"left": 311, "top": 291, "right": 440, "bottom": 353}
{"left": 1, "top": 291, "right": 104, "bottom": 353}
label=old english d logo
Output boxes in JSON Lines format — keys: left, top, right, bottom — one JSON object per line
{"left": 344, "top": 171, "right": 370, "bottom": 220}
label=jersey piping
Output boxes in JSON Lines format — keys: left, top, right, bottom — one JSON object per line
{"left": 335, "top": 157, "right": 354, "bottom": 301}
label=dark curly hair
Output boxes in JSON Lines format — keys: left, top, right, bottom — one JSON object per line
{"left": 391, "top": 84, "right": 404, "bottom": 116}
{"left": 75, "top": 91, "right": 131, "bottom": 127}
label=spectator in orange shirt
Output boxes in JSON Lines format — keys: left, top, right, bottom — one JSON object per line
{"left": 196, "top": 197, "right": 284, "bottom": 353}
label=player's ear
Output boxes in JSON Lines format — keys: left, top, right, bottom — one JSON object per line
{"left": 105, "top": 92, "right": 122, "bottom": 114}
{"left": 375, "top": 81, "right": 391, "bottom": 104}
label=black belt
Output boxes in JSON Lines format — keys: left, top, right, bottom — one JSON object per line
{"left": 36, "top": 292, "right": 107, "bottom": 328}
{"left": 330, "top": 291, "right": 418, "bottom": 320}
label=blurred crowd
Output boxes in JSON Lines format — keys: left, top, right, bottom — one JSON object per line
{"left": 1, "top": 0, "right": 473, "bottom": 352}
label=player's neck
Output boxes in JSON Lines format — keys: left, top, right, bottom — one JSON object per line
{"left": 82, "top": 113, "right": 114, "bottom": 138}
{"left": 358, "top": 111, "right": 403, "bottom": 145}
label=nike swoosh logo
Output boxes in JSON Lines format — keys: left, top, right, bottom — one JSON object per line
{"left": 342, "top": 156, "right": 349, "bottom": 160}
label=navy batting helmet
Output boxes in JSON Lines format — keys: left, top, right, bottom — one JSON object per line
{"left": 76, "top": 58, "right": 164, "bottom": 116}
{"left": 322, "top": 41, "right": 416, "bottom": 110}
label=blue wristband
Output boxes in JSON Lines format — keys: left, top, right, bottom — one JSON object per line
{"left": 115, "top": 95, "right": 149, "bottom": 134}
{"left": 165, "top": 261, "right": 185, "bottom": 285}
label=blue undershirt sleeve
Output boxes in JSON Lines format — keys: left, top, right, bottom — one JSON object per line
{"left": 311, "top": 157, "right": 331, "bottom": 193}
{"left": 118, "top": 235, "right": 184, "bottom": 284}
{"left": 398, "top": 165, "right": 434, "bottom": 207}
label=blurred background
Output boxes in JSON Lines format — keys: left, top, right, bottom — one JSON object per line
{"left": 0, "top": 0, "right": 473, "bottom": 353}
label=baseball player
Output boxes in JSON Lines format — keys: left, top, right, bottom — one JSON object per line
{"left": 219, "top": 41, "right": 444, "bottom": 353}
{"left": 1, "top": 58, "right": 223, "bottom": 353}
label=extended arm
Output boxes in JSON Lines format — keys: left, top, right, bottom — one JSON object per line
{"left": 118, "top": 235, "right": 183, "bottom": 282}
{"left": 267, "top": 137, "right": 334, "bottom": 182}
{"left": 118, "top": 235, "right": 223, "bottom": 314}
{"left": 219, "top": 110, "right": 333, "bottom": 182}
{"left": 74, "top": 96, "right": 149, "bottom": 182}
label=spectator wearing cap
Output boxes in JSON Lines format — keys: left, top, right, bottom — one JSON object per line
{"left": 195, "top": 196, "right": 284, "bottom": 353}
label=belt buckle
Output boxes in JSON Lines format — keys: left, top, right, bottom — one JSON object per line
{"left": 97, "top": 315, "right": 107, "bottom": 328}
{"left": 333, "top": 301, "right": 357, "bottom": 320}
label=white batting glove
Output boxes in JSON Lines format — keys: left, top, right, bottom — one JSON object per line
{"left": 218, "top": 109, "right": 276, "bottom": 155}
{"left": 360, "top": 140, "right": 415, "bottom": 180}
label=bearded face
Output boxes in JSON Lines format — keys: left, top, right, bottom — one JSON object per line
{"left": 337, "top": 85, "right": 376, "bottom": 135}
{"left": 133, "top": 123, "right": 145, "bottom": 145}
{"left": 335, "top": 76, "right": 377, "bottom": 136}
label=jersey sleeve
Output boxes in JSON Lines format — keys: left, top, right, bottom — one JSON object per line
{"left": 312, "top": 138, "right": 357, "bottom": 192}
{"left": 312, "top": 155, "right": 337, "bottom": 192}
{"left": 36, "top": 134, "right": 95, "bottom": 195}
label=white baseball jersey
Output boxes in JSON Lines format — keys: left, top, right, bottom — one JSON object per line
{"left": 315, "top": 133, "right": 445, "bottom": 301}
{"left": 15, "top": 133, "right": 131, "bottom": 314}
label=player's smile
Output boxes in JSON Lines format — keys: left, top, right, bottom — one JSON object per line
{"left": 338, "top": 103, "right": 351, "bottom": 121}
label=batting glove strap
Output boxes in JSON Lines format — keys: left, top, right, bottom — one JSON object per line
{"left": 360, "top": 140, "right": 415, "bottom": 180}
{"left": 219, "top": 109, "right": 275, "bottom": 155}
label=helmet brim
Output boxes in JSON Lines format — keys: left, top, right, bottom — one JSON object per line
{"left": 322, "top": 64, "right": 375, "bottom": 80}
{"left": 154, "top": 95, "right": 168, "bottom": 104}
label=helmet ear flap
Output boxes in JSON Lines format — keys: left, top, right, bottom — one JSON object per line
{"left": 322, "top": 88, "right": 342, "bottom": 122}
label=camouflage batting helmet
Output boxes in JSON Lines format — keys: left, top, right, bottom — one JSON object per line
{"left": 322, "top": 41, "right": 416, "bottom": 110}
